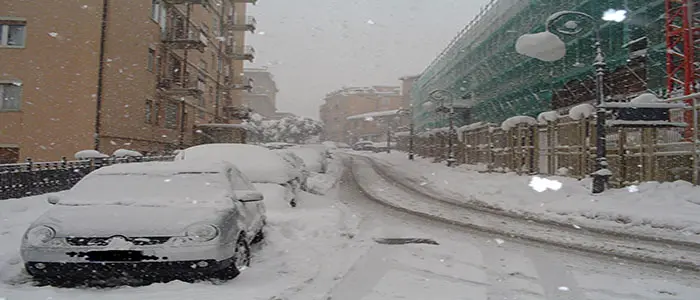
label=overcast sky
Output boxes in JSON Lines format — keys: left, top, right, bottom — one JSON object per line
{"left": 245, "top": 0, "right": 491, "bottom": 119}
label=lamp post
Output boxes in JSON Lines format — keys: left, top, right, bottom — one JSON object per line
{"left": 516, "top": 10, "right": 626, "bottom": 194}
{"left": 398, "top": 107, "right": 415, "bottom": 160}
{"left": 424, "top": 89, "right": 457, "bottom": 167}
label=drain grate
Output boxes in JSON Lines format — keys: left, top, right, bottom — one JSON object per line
{"left": 373, "top": 238, "right": 439, "bottom": 245}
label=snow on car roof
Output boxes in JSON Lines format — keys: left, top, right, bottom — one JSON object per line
{"left": 92, "top": 160, "right": 231, "bottom": 176}
{"left": 176, "top": 143, "right": 301, "bottom": 184}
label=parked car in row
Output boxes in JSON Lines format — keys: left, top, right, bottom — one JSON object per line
{"left": 21, "top": 160, "right": 266, "bottom": 285}
{"left": 279, "top": 146, "right": 329, "bottom": 174}
{"left": 176, "top": 144, "right": 304, "bottom": 207}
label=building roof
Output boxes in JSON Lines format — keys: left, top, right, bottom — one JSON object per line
{"left": 346, "top": 109, "right": 400, "bottom": 120}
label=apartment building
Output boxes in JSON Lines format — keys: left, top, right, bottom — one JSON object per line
{"left": 242, "top": 67, "right": 278, "bottom": 118}
{"left": 319, "top": 86, "right": 402, "bottom": 144}
{"left": 0, "top": 0, "right": 257, "bottom": 163}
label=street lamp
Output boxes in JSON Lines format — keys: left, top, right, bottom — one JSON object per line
{"left": 398, "top": 107, "right": 415, "bottom": 160}
{"left": 515, "top": 10, "right": 626, "bottom": 194}
{"left": 425, "top": 89, "right": 457, "bottom": 167}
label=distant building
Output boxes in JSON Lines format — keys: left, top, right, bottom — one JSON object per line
{"left": 319, "top": 86, "right": 403, "bottom": 144}
{"left": 344, "top": 109, "right": 410, "bottom": 143}
{"left": 399, "top": 74, "right": 420, "bottom": 110}
{"left": 270, "top": 111, "right": 295, "bottom": 120}
{"left": 243, "top": 67, "right": 278, "bottom": 118}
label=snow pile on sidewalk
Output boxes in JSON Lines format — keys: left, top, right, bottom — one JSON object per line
{"left": 362, "top": 152, "right": 700, "bottom": 243}
{"left": 0, "top": 191, "right": 363, "bottom": 299}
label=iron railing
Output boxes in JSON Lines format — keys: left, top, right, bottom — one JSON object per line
{"left": 0, "top": 156, "right": 175, "bottom": 200}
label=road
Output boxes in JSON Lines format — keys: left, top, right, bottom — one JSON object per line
{"left": 1, "top": 163, "right": 698, "bottom": 300}
{"left": 318, "top": 167, "right": 700, "bottom": 300}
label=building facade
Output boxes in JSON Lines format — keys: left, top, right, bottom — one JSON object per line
{"left": 0, "top": 0, "right": 258, "bottom": 163}
{"left": 344, "top": 109, "right": 410, "bottom": 144}
{"left": 319, "top": 86, "right": 402, "bottom": 144}
{"left": 412, "top": 0, "right": 672, "bottom": 132}
{"left": 242, "top": 67, "right": 278, "bottom": 118}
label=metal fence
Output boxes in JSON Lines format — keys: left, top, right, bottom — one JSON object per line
{"left": 0, "top": 156, "right": 175, "bottom": 200}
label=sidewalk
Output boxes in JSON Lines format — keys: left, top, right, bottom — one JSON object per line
{"left": 356, "top": 151, "right": 700, "bottom": 244}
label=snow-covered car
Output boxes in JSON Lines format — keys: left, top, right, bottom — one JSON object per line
{"left": 352, "top": 141, "right": 374, "bottom": 151}
{"left": 283, "top": 146, "right": 329, "bottom": 174}
{"left": 21, "top": 160, "right": 266, "bottom": 285}
{"left": 176, "top": 143, "right": 304, "bottom": 207}
{"left": 274, "top": 150, "right": 309, "bottom": 190}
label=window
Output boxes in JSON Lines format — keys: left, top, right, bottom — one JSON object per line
{"left": 0, "top": 146, "right": 19, "bottom": 164}
{"left": 165, "top": 101, "right": 178, "bottom": 129}
{"left": 0, "top": 82, "right": 22, "bottom": 111}
{"left": 153, "top": 101, "right": 161, "bottom": 125}
{"left": 150, "top": 0, "right": 161, "bottom": 21}
{"left": 145, "top": 100, "right": 153, "bottom": 123}
{"left": 0, "top": 21, "right": 26, "bottom": 47}
{"left": 147, "top": 48, "right": 155, "bottom": 72}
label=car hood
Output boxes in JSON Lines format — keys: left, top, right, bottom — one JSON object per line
{"left": 31, "top": 205, "right": 230, "bottom": 237}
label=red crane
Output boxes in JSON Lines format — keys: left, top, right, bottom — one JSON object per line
{"left": 665, "top": 0, "right": 700, "bottom": 139}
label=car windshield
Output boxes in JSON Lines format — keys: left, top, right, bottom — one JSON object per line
{"left": 62, "top": 172, "right": 231, "bottom": 208}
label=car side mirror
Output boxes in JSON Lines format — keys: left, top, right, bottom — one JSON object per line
{"left": 236, "top": 191, "right": 264, "bottom": 202}
{"left": 47, "top": 194, "right": 60, "bottom": 205}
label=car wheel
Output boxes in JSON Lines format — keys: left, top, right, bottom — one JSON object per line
{"left": 214, "top": 236, "right": 250, "bottom": 280}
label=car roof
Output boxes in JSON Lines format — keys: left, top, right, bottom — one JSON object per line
{"left": 91, "top": 160, "right": 233, "bottom": 176}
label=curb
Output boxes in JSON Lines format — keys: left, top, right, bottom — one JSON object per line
{"left": 365, "top": 156, "right": 700, "bottom": 249}
{"left": 348, "top": 157, "right": 700, "bottom": 272}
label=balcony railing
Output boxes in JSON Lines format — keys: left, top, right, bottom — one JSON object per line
{"left": 158, "top": 76, "right": 205, "bottom": 99}
{"left": 162, "top": 28, "right": 207, "bottom": 52}
{"left": 226, "top": 15, "right": 257, "bottom": 33}
{"left": 223, "top": 106, "right": 252, "bottom": 120}
{"left": 224, "top": 45, "right": 255, "bottom": 62}
{"left": 227, "top": 77, "right": 254, "bottom": 92}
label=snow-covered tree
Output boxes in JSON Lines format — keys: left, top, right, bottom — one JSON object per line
{"left": 245, "top": 114, "right": 323, "bottom": 144}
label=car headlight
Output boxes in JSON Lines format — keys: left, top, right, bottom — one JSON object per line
{"left": 185, "top": 224, "right": 219, "bottom": 242}
{"left": 26, "top": 225, "right": 56, "bottom": 246}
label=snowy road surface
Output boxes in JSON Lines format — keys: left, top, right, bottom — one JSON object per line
{"left": 0, "top": 162, "right": 699, "bottom": 299}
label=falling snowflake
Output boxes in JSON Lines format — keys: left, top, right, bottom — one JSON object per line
{"left": 572, "top": 224, "right": 581, "bottom": 229}
{"left": 48, "top": 32, "right": 58, "bottom": 38}
{"left": 494, "top": 238, "right": 505, "bottom": 245}
{"left": 558, "top": 286, "right": 570, "bottom": 291}
{"left": 367, "top": 19, "right": 375, "bottom": 25}
{"left": 627, "top": 185, "right": 639, "bottom": 193}
{"left": 529, "top": 176, "right": 563, "bottom": 192}
{"left": 258, "top": 31, "right": 266, "bottom": 35}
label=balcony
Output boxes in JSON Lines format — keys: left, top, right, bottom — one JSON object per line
{"left": 162, "top": 0, "right": 207, "bottom": 4}
{"left": 224, "top": 45, "right": 255, "bottom": 62}
{"left": 228, "top": 77, "right": 254, "bottom": 92}
{"left": 158, "top": 77, "right": 205, "bottom": 100}
{"left": 223, "top": 106, "right": 253, "bottom": 120}
{"left": 162, "top": 29, "right": 207, "bottom": 52}
{"left": 226, "top": 16, "right": 257, "bottom": 33}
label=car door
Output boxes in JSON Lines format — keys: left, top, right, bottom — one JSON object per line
{"left": 227, "top": 168, "right": 265, "bottom": 235}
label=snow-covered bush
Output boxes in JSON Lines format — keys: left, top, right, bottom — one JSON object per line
{"left": 245, "top": 113, "right": 323, "bottom": 144}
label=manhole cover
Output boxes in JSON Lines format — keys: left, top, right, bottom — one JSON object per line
{"left": 373, "top": 238, "right": 439, "bottom": 245}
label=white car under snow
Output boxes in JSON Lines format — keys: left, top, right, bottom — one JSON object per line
{"left": 176, "top": 143, "right": 304, "bottom": 207}
{"left": 21, "top": 160, "right": 266, "bottom": 285}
